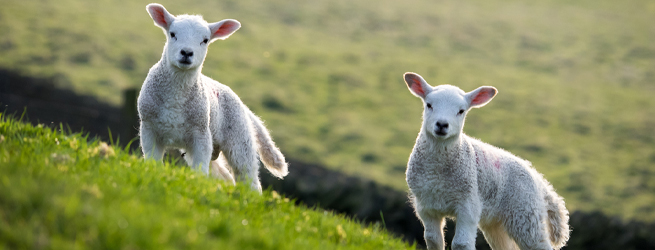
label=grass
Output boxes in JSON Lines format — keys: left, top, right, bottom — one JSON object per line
{"left": 0, "top": 0, "right": 654, "bottom": 220}
{"left": 0, "top": 114, "right": 414, "bottom": 249}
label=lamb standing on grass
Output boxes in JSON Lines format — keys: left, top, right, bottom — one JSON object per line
{"left": 137, "top": 3, "right": 288, "bottom": 193}
{"left": 403, "top": 72, "right": 570, "bottom": 250}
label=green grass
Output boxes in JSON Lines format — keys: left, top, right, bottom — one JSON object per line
{"left": 1, "top": 0, "right": 654, "bottom": 220}
{"left": 0, "top": 115, "right": 414, "bottom": 249}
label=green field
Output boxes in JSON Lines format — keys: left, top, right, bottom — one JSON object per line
{"left": 0, "top": 115, "right": 413, "bottom": 249}
{"left": 1, "top": 0, "right": 654, "bottom": 221}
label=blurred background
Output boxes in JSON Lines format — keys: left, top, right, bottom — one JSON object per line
{"left": 1, "top": 0, "right": 654, "bottom": 248}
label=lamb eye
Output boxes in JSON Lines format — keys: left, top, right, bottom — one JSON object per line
{"left": 426, "top": 103, "right": 432, "bottom": 109}
{"left": 458, "top": 109, "right": 465, "bottom": 115}
{"left": 202, "top": 38, "right": 209, "bottom": 44}
{"left": 170, "top": 32, "right": 176, "bottom": 38}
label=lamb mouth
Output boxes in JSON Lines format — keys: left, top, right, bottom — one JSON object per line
{"left": 179, "top": 59, "right": 192, "bottom": 65}
{"left": 435, "top": 130, "right": 448, "bottom": 137}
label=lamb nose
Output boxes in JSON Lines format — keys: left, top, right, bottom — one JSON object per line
{"left": 436, "top": 121, "right": 449, "bottom": 129}
{"left": 180, "top": 50, "right": 193, "bottom": 57}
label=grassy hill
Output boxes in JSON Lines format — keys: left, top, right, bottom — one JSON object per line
{"left": 1, "top": 0, "right": 654, "bottom": 221}
{"left": 0, "top": 115, "right": 413, "bottom": 249}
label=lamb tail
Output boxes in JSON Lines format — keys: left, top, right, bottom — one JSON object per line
{"left": 248, "top": 111, "right": 288, "bottom": 179}
{"left": 545, "top": 187, "right": 570, "bottom": 249}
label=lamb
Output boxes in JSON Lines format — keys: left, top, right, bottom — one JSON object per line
{"left": 402, "top": 72, "right": 570, "bottom": 250}
{"left": 137, "top": 3, "right": 288, "bottom": 193}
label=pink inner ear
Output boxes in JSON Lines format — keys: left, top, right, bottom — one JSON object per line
{"left": 152, "top": 8, "right": 168, "bottom": 26}
{"left": 407, "top": 76, "right": 425, "bottom": 96}
{"left": 471, "top": 88, "right": 494, "bottom": 106}
{"left": 213, "top": 22, "right": 238, "bottom": 37}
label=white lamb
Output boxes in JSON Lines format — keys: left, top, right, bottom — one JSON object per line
{"left": 403, "top": 72, "right": 570, "bottom": 250}
{"left": 137, "top": 3, "right": 288, "bottom": 192}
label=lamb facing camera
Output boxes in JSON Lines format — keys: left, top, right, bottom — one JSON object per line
{"left": 403, "top": 72, "right": 570, "bottom": 250}
{"left": 137, "top": 3, "right": 288, "bottom": 193}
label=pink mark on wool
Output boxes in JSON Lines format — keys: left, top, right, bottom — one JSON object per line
{"left": 493, "top": 160, "right": 501, "bottom": 169}
{"left": 475, "top": 151, "right": 500, "bottom": 170}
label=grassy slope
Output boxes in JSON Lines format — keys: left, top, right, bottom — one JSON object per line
{"left": 1, "top": 0, "right": 654, "bottom": 220}
{"left": 0, "top": 115, "right": 413, "bottom": 249}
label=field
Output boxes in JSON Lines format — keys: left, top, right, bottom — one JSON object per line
{"left": 0, "top": 115, "right": 413, "bottom": 249}
{"left": 1, "top": 0, "right": 654, "bottom": 221}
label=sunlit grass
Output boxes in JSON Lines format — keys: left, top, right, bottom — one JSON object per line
{"left": 0, "top": 115, "right": 414, "bottom": 249}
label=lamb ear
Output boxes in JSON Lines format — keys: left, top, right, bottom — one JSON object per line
{"left": 146, "top": 3, "right": 175, "bottom": 30}
{"left": 404, "top": 72, "right": 433, "bottom": 99}
{"left": 208, "top": 19, "right": 241, "bottom": 41}
{"left": 465, "top": 86, "right": 497, "bottom": 108}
